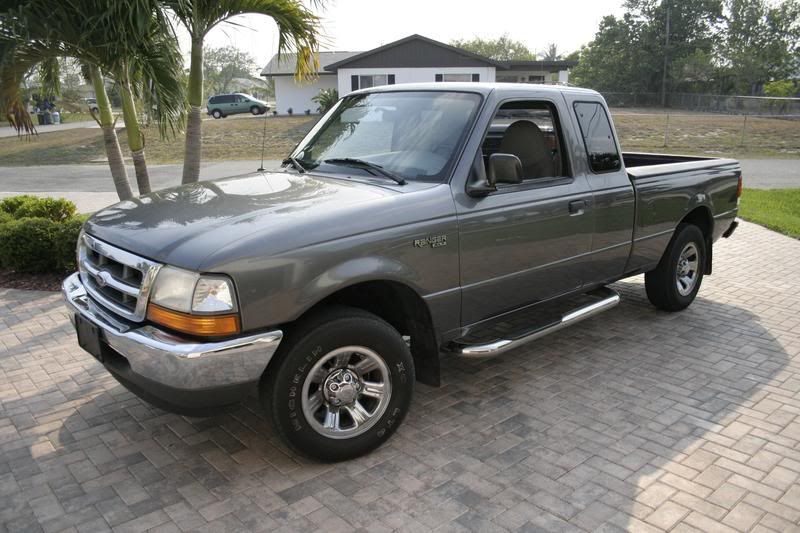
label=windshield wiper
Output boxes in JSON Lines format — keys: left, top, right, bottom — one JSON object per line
{"left": 323, "top": 158, "right": 406, "bottom": 185}
{"left": 281, "top": 156, "right": 306, "bottom": 173}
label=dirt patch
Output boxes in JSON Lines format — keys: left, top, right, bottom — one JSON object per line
{"left": 0, "top": 269, "right": 63, "bottom": 291}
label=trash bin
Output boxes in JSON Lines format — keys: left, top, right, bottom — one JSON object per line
{"left": 43, "top": 112, "right": 52, "bottom": 125}
{"left": 51, "top": 111, "right": 60, "bottom": 124}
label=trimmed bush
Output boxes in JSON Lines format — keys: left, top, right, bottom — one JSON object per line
{"left": 0, "top": 195, "right": 39, "bottom": 216}
{"left": 0, "top": 196, "right": 87, "bottom": 274}
{"left": 0, "top": 217, "right": 61, "bottom": 273}
{"left": 54, "top": 214, "right": 89, "bottom": 271}
{"left": 0, "top": 195, "right": 76, "bottom": 221}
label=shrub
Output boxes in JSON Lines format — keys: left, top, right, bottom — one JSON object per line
{"left": 0, "top": 195, "right": 77, "bottom": 221}
{"left": 0, "top": 198, "right": 87, "bottom": 274}
{"left": 54, "top": 214, "right": 89, "bottom": 271}
{"left": 0, "top": 195, "right": 39, "bottom": 216}
{"left": 0, "top": 217, "right": 61, "bottom": 273}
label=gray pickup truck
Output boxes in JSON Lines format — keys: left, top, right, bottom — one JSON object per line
{"left": 63, "top": 83, "right": 740, "bottom": 460}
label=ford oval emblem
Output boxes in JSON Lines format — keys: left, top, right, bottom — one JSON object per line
{"left": 95, "top": 271, "right": 112, "bottom": 288}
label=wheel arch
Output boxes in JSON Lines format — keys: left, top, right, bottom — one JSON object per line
{"left": 679, "top": 205, "right": 713, "bottom": 274}
{"left": 269, "top": 279, "right": 441, "bottom": 387}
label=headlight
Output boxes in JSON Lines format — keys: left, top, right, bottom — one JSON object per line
{"left": 147, "top": 266, "right": 239, "bottom": 336}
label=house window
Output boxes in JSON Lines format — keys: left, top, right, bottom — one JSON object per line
{"left": 435, "top": 73, "right": 480, "bottom": 82}
{"left": 528, "top": 75, "right": 546, "bottom": 83}
{"left": 350, "top": 74, "right": 395, "bottom": 91}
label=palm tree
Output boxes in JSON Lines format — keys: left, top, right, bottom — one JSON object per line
{"left": 542, "top": 43, "right": 562, "bottom": 61}
{"left": 1, "top": 0, "right": 184, "bottom": 199}
{"left": 311, "top": 87, "right": 337, "bottom": 113}
{"left": 164, "top": 0, "right": 323, "bottom": 184}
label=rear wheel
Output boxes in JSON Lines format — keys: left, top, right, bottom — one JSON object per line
{"left": 263, "top": 306, "right": 414, "bottom": 461}
{"left": 645, "top": 223, "right": 706, "bottom": 311}
{"left": 211, "top": 109, "right": 223, "bottom": 119}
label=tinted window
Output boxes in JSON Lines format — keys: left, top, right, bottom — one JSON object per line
{"left": 573, "top": 102, "right": 621, "bottom": 172}
{"left": 209, "top": 96, "right": 220, "bottom": 104}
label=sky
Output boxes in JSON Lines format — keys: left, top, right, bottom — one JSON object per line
{"left": 194, "top": 0, "right": 626, "bottom": 74}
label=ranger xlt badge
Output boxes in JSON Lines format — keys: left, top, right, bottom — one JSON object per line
{"left": 413, "top": 235, "right": 447, "bottom": 248}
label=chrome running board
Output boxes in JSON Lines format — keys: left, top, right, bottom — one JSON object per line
{"left": 454, "top": 287, "right": 620, "bottom": 359}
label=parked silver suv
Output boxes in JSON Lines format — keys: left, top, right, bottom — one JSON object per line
{"left": 206, "top": 93, "right": 269, "bottom": 118}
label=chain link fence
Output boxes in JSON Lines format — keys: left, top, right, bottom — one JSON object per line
{"left": 603, "top": 92, "right": 800, "bottom": 116}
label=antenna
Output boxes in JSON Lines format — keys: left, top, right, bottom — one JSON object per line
{"left": 257, "top": 107, "right": 268, "bottom": 171}
{"left": 258, "top": 30, "right": 278, "bottom": 172}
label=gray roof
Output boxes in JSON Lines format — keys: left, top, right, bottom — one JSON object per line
{"left": 324, "top": 34, "right": 505, "bottom": 71}
{"left": 260, "top": 51, "right": 361, "bottom": 77}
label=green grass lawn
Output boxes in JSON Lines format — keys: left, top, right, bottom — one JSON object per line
{"left": 738, "top": 188, "right": 800, "bottom": 238}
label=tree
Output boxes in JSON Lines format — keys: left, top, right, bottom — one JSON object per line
{"left": 541, "top": 43, "right": 561, "bottom": 61}
{"left": 311, "top": 87, "right": 337, "bottom": 113}
{"left": 572, "top": 0, "right": 723, "bottom": 97}
{"left": 450, "top": 34, "right": 536, "bottom": 61}
{"left": 1, "top": 0, "right": 185, "bottom": 199}
{"left": 163, "top": 0, "right": 323, "bottom": 185}
{"left": 721, "top": 0, "right": 800, "bottom": 95}
{"left": 204, "top": 45, "right": 256, "bottom": 95}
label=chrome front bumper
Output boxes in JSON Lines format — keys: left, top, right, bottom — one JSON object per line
{"left": 62, "top": 272, "right": 282, "bottom": 412}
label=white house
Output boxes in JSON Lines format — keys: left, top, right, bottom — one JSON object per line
{"left": 261, "top": 34, "right": 577, "bottom": 114}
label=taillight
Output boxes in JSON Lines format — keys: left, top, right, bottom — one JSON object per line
{"left": 736, "top": 175, "right": 743, "bottom": 198}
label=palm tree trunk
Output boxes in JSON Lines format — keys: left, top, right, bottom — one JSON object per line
{"left": 182, "top": 38, "right": 204, "bottom": 184}
{"left": 89, "top": 65, "right": 133, "bottom": 201}
{"left": 120, "top": 77, "right": 151, "bottom": 195}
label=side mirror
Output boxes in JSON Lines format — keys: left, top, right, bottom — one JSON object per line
{"left": 488, "top": 153, "right": 523, "bottom": 186}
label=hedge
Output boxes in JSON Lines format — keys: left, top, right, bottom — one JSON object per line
{"left": 0, "top": 195, "right": 76, "bottom": 221}
{"left": 0, "top": 196, "right": 87, "bottom": 274}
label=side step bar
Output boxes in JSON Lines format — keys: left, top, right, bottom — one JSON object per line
{"left": 456, "top": 287, "right": 621, "bottom": 359}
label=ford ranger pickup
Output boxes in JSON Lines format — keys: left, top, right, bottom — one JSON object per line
{"left": 63, "top": 83, "right": 741, "bottom": 461}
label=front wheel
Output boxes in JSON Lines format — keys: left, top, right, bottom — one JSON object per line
{"left": 250, "top": 106, "right": 262, "bottom": 115}
{"left": 263, "top": 306, "right": 414, "bottom": 461}
{"left": 211, "top": 109, "right": 223, "bottom": 119}
{"left": 645, "top": 223, "right": 706, "bottom": 311}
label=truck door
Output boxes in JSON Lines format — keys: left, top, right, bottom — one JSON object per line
{"left": 563, "top": 96, "right": 635, "bottom": 282}
{"left": 455, "top": 98, "right": 594, "bottom": 325}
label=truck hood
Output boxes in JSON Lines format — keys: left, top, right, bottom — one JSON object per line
{"left": 85, "top": 171, "right": 399, "bottom": 269}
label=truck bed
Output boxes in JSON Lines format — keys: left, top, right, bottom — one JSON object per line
{"left": 623, "top": 152, "right": 739, "bottom": 179}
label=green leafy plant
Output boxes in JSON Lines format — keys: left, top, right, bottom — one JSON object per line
{"left": 11, "top": 197, "right": 76, "bottom": 221}
{"left": 312, "top": 88, "right": 338, "bottom": 114}
{"left": 0, "top": 195, "right": 86, "bottom": 273}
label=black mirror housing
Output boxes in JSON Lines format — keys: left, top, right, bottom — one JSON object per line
{"left": 488, "top": 153, "right": 523, "bottom": 185}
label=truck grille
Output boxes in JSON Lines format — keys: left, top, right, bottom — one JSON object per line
{"left": 78, "top": 233, "right": 161, "bottom": 322}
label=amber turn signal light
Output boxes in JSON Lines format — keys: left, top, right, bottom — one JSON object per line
{"left": 146, "top": 303, "right": 241, "bottom": 336}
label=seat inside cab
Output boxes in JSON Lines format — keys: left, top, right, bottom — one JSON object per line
{"left": 481, "top": 101, "right": 566, "bottom": 180}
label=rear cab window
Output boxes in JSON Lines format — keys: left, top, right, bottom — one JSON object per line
{"left": 573, "top": 102, "right": 621, "bottom": 173}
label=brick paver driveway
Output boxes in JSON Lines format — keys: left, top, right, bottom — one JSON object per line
{"left": 2, "top": 220, "right": 799, "bottom": 533}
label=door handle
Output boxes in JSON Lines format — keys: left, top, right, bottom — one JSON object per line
{"left": 569, "top": 199, "right": 587, "bottom": 216}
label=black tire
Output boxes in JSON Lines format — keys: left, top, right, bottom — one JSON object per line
{"left": 250, "top": 106, "right": 262, "bottom": 115}
{"left": 645, "top": 223, "right": 706, "bottom": 311}
{"left": 211, "top": 109, "right": 223, "bottom": 119}
{"left": 263, "top": 306, "right": 414, "bottom": 462}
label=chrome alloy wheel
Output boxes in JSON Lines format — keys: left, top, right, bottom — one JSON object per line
{"left": 301, "top": 346, "right": 391, "bottom": 439}
{"left": 676, "top": 242, "right": 700, "bottom": 296}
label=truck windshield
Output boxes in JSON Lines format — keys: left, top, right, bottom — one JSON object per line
{"left": 291, "top": 91, "right": 482, "bottom": 182}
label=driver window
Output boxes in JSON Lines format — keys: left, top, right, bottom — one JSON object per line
{"left": 481, "top": 101, "right": 567, "bottom": 180}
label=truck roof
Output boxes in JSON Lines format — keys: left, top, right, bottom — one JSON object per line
{"left": 352, "top": 82, "right": 602, "bottom": 98}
